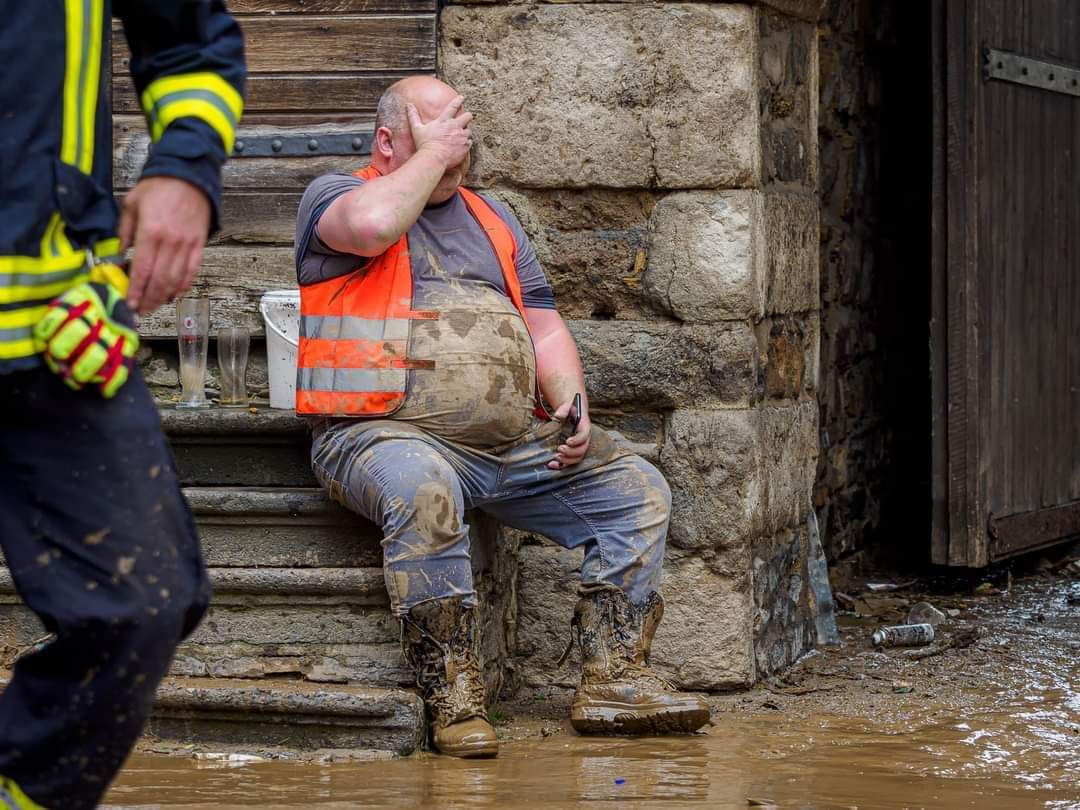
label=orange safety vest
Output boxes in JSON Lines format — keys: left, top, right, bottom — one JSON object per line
{"left": 296, "top": 165, "right": 538, "bottom": 417}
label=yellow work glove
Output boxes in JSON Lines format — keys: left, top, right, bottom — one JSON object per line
{"left": 32, "top": 269, "right": 139, "bottom": 398}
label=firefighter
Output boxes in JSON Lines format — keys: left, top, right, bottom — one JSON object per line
{"left": 0, "top": 2, "right": 245, "bottom": 807}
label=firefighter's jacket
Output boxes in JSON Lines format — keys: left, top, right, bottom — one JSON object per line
{"left": 0, "top": 0, "right": 245, "bottom": 371}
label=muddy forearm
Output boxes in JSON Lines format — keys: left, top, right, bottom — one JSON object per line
{"left": 320, "top": 147, "right": 448, "bottom": 257}
{"left": 529, "top": 310, "right": 588, "bottom": 414}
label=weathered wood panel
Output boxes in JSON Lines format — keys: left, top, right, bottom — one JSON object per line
{"left": 227, "top": 0, "right": 435, "bottom": 12}
{"left": 214, "top": 193, "right": 303, "bottom": 245}
{"left": 113, "top": 73, "right": 417, "bottom": 114}
{"left": 139, "top": 247, "right": 295, "bottom": 337}
{"left": 114, "top": 116, "right": 372, "bottom": 191}
{"left": 932, "top": 0, "right": 1080, "bottom": 565}
{"left": 113, "top": 16, "right": 435, "bottom": 75}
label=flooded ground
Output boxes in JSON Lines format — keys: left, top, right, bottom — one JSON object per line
{"left": 105, "top": 572, "right": 1079, "bottom": 809}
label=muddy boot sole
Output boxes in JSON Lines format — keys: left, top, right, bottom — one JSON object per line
{"left": 433, "top": 717, "right": 500, "bottom": 758}
{"left": 571, "top": 698, "right": 711, "bottom": 736}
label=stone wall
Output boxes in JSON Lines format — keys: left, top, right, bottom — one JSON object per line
{"left": 441, "top": 0, "right": 824, "bottom": 691}
{"left": 814, "top": 0, "right": 929, "bottom": 568}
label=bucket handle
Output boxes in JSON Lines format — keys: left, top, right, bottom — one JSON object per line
{"left": 259, "top": 299, "right": 299, "bottom": 348}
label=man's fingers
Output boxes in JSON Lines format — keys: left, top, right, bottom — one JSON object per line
{"left": 118, "top": 198, "right": 136, "bottom": 253}
{"left": 176, "top": 241, "right": 204, "bottom": 299}
{"left": 566, "top": 431, "right": 589, "bottom": 446}
{"left": 139, "top": 233, "right": 183, "bottom": 314}
{"left": 552, "top": 402, "right": 572, "bottom": 421}
{"left": 126, "top": 225, "right": 157, "bottom": 312}
{"left": 405, "top": 103, "right": 422, "bottom": 133}
{"left": 439, "top": 95, "right": 465, "bottom": 121}
{"left": 456, "top": 111, "right": 474, "bottom": 129}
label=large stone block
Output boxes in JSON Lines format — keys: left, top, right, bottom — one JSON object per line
{"left": 763, "top": 192, "right": 819, "bottom": 313}
{"left": 751, "top": 523, "right": 815, "bottom": 675}
{"left": 643, "top": 190, "right": 818, "bottom": 323}
{"left": 513, "top": 543, "right": 582, "bottom": 689}
{"left": 488, "top": 189, "right": 657, "bottom": 320}
{"left": 570, "top": 320, "right": 759, "bottom": 410}
{"left": 651, "top": 552, "right": 754, "bottom": 690}
{"left": 760, "top": 400, "right": 818, "bottom": 536}
{"left": 758, "top": 9, "right": 818, "bottom": 190}
{"left": 645, "top": 191, "right": 765, "bottom": 322}
{"left": 659, "top": 409, "right": 763, "bottom": 551}
{"left": 441, "top": 4, "right": 759, "bottom": 189}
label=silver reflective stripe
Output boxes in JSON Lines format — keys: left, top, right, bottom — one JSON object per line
{"left": 297, "top": 367, "right": 407, "bottom": 392}
{"left": 0, "top": 326, "right": 33, "bottom": 343}
{"left": 301, "top": 315, "right": 410, "bottom": 342}
{"left": 0, "top": 265, "right": 84, "bottom": 290}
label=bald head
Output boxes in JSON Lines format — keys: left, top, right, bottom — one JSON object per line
{"left": 375, "top": 76, "right": 460, "bottom": 135}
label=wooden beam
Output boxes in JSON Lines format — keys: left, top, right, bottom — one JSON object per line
{"left": 112, "top": 73, "right": 424, "bottom": 115}
{"left": 989, "top": 501, "right": 1080, "bottom": 560}
{"left": 113, "top": 16, "right": 435, "bottom": 75}
{"left": 138, "top": 247, "right": 296, "bottom": 338}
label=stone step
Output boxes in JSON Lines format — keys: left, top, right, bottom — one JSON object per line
{"left": 0, "top": 671, "right": 424, "bottom": 756}
{"left": 0, "top": 562, "right": 412, "bottom": 688}
{"left": 185, "top": 486, "right": 382, "bottom": 568}
{"left": 154, "top": 676, "right": 425, "bottom": 754}
{"left": 161, "top": 405, "right": 315, "bottom": 487}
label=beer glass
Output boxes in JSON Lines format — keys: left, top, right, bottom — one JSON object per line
{"left": 217, "top": 327, "right": 250, "bottom": 406}
{"left": 176, "top": 298, "right": 210, "bottom": 408}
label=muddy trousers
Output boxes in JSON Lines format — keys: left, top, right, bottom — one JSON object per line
{"left": 312, "top": 419, "right": 671, "bottom": 615}
{"left": 0, "top": 369, "right": 210, "bottom": 810}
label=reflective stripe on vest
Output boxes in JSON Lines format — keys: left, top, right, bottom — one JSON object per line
{"left": 0, "top": 0, "right": 109, "bottom": 362}
{"left": 296, "top": 165, "right": 530, "bottom": 416}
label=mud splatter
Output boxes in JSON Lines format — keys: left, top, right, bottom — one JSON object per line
{"left": 412, "top": 481, "right": 462, "bottom": 553}
{"left": 117, "top": 556, "right": 136, "bottom": 575}
{"left": 84, "top": 528, "right": 110, "bottom": 545}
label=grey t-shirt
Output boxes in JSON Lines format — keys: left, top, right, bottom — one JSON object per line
{"left": 294, "top": 173, "right": 554, "bottom": 447}
{"left": 295, "top": 173, "right": 555, "bottom": 309}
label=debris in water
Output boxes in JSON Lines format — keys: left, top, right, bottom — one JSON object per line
{"left": 906, "top": 601, "right": 947, "bottom": 626}
{"left": 871, "top": 623, "right": 935, "bottom": 648}
{"left": 866, "top": 580, "right": 917, "bottom": 593}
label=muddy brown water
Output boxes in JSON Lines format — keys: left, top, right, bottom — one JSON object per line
{"left": 104, "top": 580, "right": 1079, "bottom": 809}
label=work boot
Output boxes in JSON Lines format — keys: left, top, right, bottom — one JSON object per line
{"left": 563, "top": 589, "right": 711, "bottom": 735}
{"left": 401, "top": 597, "right": 498, "bottom": 758}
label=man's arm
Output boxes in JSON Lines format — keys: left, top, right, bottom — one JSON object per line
{"left": 114, "top": 0, "right": 246, "bottom": 314}
{"left": 525, "top": 307, "right": 592, "bottom": 469}
{"left": 317, "top": 98, "right": 473, "bottom": 257}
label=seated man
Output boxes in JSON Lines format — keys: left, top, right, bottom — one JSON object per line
{"left": 294, "top": 76, "right": 709, "bottom": 758}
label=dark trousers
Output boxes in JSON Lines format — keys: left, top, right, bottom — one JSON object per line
{"left": 0, "top": 368, "right": 210, "bottom": 809}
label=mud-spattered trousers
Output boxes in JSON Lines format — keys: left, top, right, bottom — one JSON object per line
{"left": 311, "top": 418, "right": 671, "bottom": 615}
{"left": 0, "top": 369, "right": 210, "bottom": 810}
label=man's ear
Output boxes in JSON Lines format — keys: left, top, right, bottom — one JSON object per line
{"left": 375, "top": 127, "right": 394, "bottom": 159}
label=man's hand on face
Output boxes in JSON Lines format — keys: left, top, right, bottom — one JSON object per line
{"left": 119, "top": 176, "right": 212, "bottom": 316}
{"left": 407, "top": 95, "right": 473, "bottom": 168}
{"left": 549, "top": 399, "right": 592, "bottom": 470}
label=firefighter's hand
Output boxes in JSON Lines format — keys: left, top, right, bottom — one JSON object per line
{"left": 549, "top": 399, "right": 591, "bottom": 470}
{"left": 119, "top": 176, "right": 211, "bottom": 316}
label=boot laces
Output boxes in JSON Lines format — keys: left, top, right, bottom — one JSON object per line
{"left": 402, "top": 615, "right": 485, "bottom": 725}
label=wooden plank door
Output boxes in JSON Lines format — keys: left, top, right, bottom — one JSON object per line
{"left": 110, "top": 0, "right": 437, "bottom": 337}
{"left": 932, "top": 0, "right": 1080, "bottom": 566}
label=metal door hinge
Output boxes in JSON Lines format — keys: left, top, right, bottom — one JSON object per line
{"left": 232, "top": 132, "right": 374, "bottom": 158}
{"left": 984, "top": 47, "right": 1080, "bottom": 98}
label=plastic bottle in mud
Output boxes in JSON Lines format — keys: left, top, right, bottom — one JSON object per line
{"left": 871, "top": 623, "right": 935, "bottom": 648}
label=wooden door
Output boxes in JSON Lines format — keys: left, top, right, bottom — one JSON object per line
{"left": 932, "top": 0, "right": 1080, "bottom": 565}
{"left": 111, "top": 0, "right": 437, "bottom": 337}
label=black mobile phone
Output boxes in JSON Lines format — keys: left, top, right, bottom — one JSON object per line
{"left": 568, "top": 392, "right": 582, "bottom": 433}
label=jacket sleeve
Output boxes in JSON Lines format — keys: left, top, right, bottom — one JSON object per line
{"left": 114, "top": 0, "right": 246, "bottom": 231}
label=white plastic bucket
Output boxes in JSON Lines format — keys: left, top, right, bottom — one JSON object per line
{"left": 259, "top": 289, "right": 300, "bottom": 409}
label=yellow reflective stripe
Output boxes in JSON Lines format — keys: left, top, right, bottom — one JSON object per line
{"left": 151, "top": 98, "right": 237, "bottom": 153}
{"left": 95, "top": 237, "right": 121, "bottom": 258}
{"left": 0, "top": 274, "right": 89, "bottom": 305}
{"left": 61, "top": 0, "right": 83, "bottom": 166}
{"left": 0, "top": 307, "right": 49, "bottom": 330}
{"left": 0, "top": 775, "right": 44, "bottom": 810}
{"left": 141, "top": 72, "right": 243, "bottom": 120}
{"left": 0, "top": 252, "right": 86, "bottom": 275}
{"left": 79, "top": 0, "right": 105, "bottom": 173}
{"left": 0, "top": 338, "right": 37, "bottom": 361}
{"left": 140, "top": 72, "right": 243, "bottom": 152}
